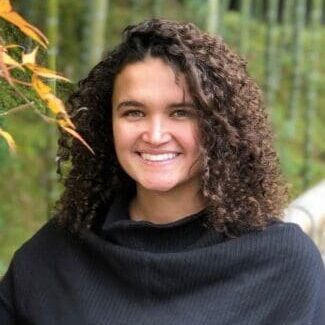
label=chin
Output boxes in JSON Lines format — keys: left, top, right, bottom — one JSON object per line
{"left": 139, "top": 181, "right": 178, "bottom": 193}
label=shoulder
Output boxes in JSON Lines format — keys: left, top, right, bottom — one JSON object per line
{"left": 0, "top": 220, "right": 74, "bottom": 314}
{"left": 261, "top": 221, "right": 325, "bottom": 321}
{"left": 8, "top": 219, "right": 82, "bottom": 275}
{"left": 1, "top": 219, "right": 88, "bottom": 302}
{"left": 235, "top": 221, "right": 325, "bottom": 321}
{"left": 247, "top": 220, "right": 325, "bottom": 286}
{"left": 16, "top": 218, "right": 71, "bottom": 251}
{"left": 235, "top": 220, "right": 325, "bottom": 281}
{"left": 263, "top": 221, "right": 323, "bottom": 261}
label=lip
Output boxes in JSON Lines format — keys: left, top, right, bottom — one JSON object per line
{"left": 135, "top": 152, "right": 181, "bottom": 166}
{"left": 135, "top": 150, "right": 181, "bottom": 155}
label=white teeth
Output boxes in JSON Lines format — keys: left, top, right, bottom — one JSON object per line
{"left": 139, "top": 153, "right": 178, "bottom": 162}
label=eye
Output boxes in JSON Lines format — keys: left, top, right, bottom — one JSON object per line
{"left": 123, "top": 110, "right": 144, "bottom": 119}
{"left": 171, "top": 109, "right": 194, "bottom": 118}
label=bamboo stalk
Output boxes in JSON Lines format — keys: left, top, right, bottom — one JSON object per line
{"left": 277, "top": 0, "right": 294, "bottom": 179}
{"left": 220, "top": 0, "right": 231, "bottom": 36}
{"left": 80, "top": 0, "right": 109, "bottom": 78}
{"left": 287, "top": 0, "right": 306, "bottom": 136}
{"left": 185, "top": 0, "right": 206, "bottom": 29}
{"left": 264, "top": 0, "right": 280, "bottom": 109}
{"left": 206, "top": 0, "right": 220, "bottom": 34}
{"left": 152, "top": 0, "right": 163, "bottom": 17}
{"left": 302, "top": 0, "right": 322, "bottom": 189}
{"left": 279, "top": 0, "right": 294, "bottom": 72}
{"left": 252, "top": 0, "right": 263, "bottom": 21}
{"left": 239, "top": 0, "right": 251, "bottom": 57}
{"left": 131, "top": 0, "right": 143, "bottom": 23}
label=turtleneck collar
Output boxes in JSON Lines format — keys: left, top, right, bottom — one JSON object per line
{"left": 100, "top": 192, "right": 219, "bottom": 253}
{"left": 82, "top": 194, "right": 304, "bottom": 303}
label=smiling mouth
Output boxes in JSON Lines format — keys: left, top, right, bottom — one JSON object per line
{"left": 136, "top": 152, "right": 181, "bottom": 162}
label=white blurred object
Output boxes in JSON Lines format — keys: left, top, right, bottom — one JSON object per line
{"left": 284, "top": 180, "right": 325, "bottom": 252}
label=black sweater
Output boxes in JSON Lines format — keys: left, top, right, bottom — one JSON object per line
{"left": 1, "top": 195, "right": 325, "bottom": 324}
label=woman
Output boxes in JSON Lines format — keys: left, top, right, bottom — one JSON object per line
{"left": 1, "top": 19, "right": 324, "bottom": 324}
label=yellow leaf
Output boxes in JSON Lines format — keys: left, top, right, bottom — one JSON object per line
{"left": 46, "top": 95, "right": 74, "bottom": 129}
{"left": 31, "top": 74, "right": 52, "bottom": 97}
{"left": 32, "top": 76, "right": 64, "bottom": 113}
{"left": 4, "top": 44, "right": 23, "bottom": 49}
{"left": 0, "top": 45, "right": 13, "bottom": 84}
{"left": 26, "top": 64, "right": 70, "bottom": 82}
{"left": 57, "top": 117, "right": 75, "bottom": 129}
{"left": 0, "top": 0, "right": 11, "bottom": 12}
{"left": 46, "top": 94, "right": 65, "bottom": 115}
{"left": 2, "top": 51, "right": 20, "bottom": 66}
{"left": 0, "top": 0, "right": 48, "bottom": 48}
{"left": 60, "top": 125, "right": 95, "bottom": 155}
{"left": 22, "top": 47, "right": 70, "bottom": 82}
{"left": 0, "top": 45, "right": 24, "bottom": 78}
{"left": 31, "top": 75, "right": 74, "bottom": 128}
{"left": 0, "top": 127, "right": 16, "bottom": 153}
{"left": 22, "top": 46, "right": 38, "bottom": 65}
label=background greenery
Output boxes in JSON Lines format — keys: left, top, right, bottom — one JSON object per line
{"left": 0, "top": 0, "right": 324, "bottom": 273}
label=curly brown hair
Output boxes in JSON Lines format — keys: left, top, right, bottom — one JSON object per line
{"left": 54, "top": 18, "right": 288, "bottom": 237}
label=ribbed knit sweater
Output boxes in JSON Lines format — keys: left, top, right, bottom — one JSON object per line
{"left": 0, "top": 194, "right": 324, "bottom": 324}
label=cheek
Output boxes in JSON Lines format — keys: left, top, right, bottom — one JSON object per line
{"left": 113, "top": 122, "right": 139, "bottom": 153}
{"left": 178, "top": 125, "right": 200, "bottom": 153}
{"left": 112, "top": 123, "right": 122, "bottom": 146}
{"left": 112, "top": 122, "right": 127, "bottom": 159}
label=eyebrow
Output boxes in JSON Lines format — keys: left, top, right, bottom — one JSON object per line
{"left": 116, "top": 100, "right": 196, "bottom": 111}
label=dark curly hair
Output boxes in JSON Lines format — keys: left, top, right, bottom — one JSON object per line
{"left": 54, "top": 18, "right": 288, "bottom": 237}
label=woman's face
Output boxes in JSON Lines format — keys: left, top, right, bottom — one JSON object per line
{"left": 112, "top": 57, "right": 202, "bottom": 194}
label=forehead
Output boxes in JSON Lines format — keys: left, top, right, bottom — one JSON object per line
{"left": 112, "top": 57, "right": 192, "bottom": 103}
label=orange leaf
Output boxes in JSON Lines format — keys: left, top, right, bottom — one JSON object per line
{"left": 0, "top": 127, "right": 16, "bottom": 153}
{"left": 0, "top": 0, "right": 48, "bottom": 48}
{"left": 60, "top": 125, "right": 95, "bottom": 155}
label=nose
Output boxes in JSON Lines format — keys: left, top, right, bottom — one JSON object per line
{"left": 141, "top": 116, "right": 172, "bottom": 145}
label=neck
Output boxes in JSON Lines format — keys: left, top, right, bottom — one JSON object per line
{"left": 129, "top": 183, "right": 206, "bottom": 224}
